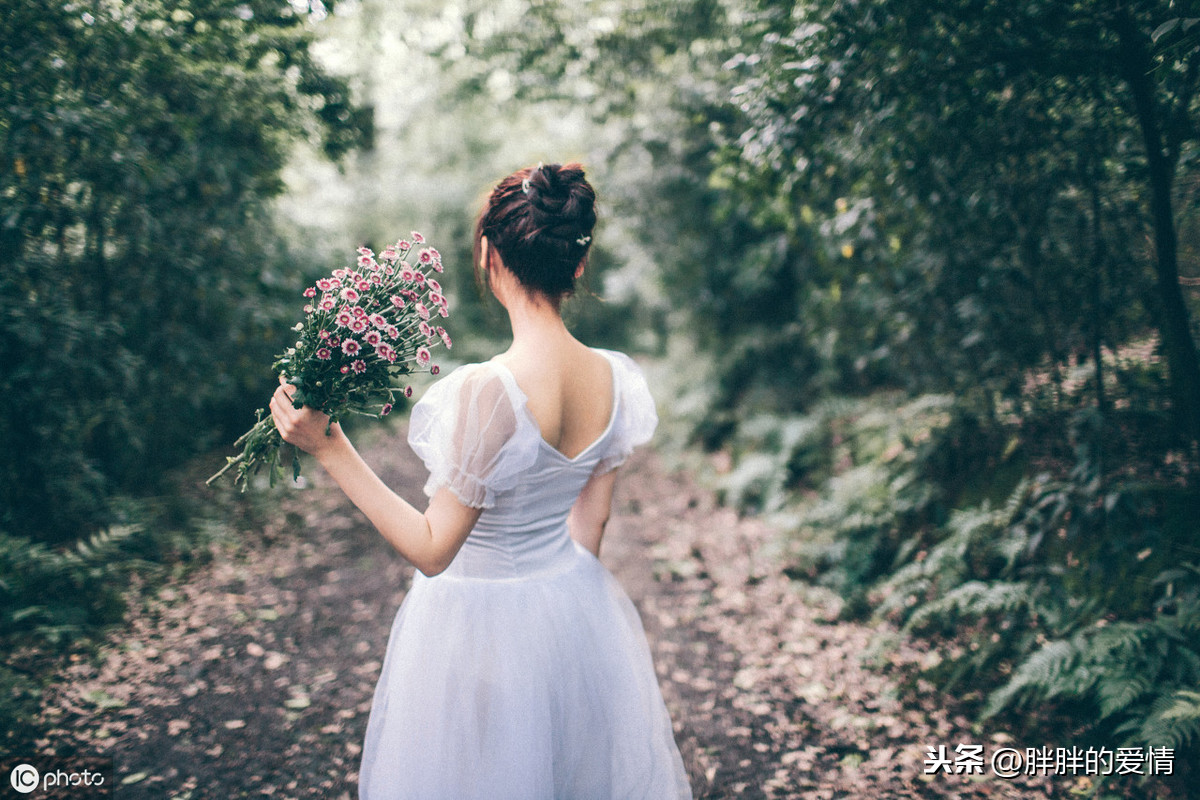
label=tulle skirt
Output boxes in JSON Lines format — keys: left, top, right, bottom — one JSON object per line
{"left": 357, "top": 543, "right": 692, "bottom": 800}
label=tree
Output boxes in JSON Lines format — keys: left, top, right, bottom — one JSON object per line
{"left": 712, "top": 0, "right": 1200, "bottom": 431}
{"left": 0, "top": 0, "right": 370, "bottom": 541}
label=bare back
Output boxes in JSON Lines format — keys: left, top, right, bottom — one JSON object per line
{"left": 493, "top": 342, "right": 614, "bottom": 460}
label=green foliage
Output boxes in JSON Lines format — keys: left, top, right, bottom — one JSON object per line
{"left": 868, "top": 418, "right": 1200, "bottom": 781}
{"left": 712, "top": 379, "right": 1199, "bottom": 784}
{"left": 0, "top": 525, "right": 141, "bottom": 644}
{"left": 0, "top": 0, "right": 369, "bottom": 542}
{"left": 712, "top": 394, "right": 954, "bottom": 612}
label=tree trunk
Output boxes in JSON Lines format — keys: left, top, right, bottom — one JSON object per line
{"left": 1114, "top": 11, "right": 1200, "bottom": 442}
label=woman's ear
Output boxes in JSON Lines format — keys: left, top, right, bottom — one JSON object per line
{"left": 574, "top": 261, "right": 585, "bottom": 280}
{"left": 479, "top": 235, "right": 490, "bottom": 272}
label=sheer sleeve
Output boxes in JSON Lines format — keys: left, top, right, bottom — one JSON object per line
{"left": 594, "top": 350, "right": 658, "bottom": 475}
{"left": 407, "top": 363, "right": 540, "bottom": 508}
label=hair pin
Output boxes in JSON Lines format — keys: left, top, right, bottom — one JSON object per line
{"left": 521, "top": 177, "right": 532, "bottom": 194}
{"left": 576, "top": 235, "right": 591, "bottom": 246}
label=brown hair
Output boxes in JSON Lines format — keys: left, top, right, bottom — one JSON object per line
{"left": 473, "top": 162, "right": 597, "bottom": 306}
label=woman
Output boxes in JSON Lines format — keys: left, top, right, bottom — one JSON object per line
{"left": 270, "top": 162, "right": 692, "bottom": 799}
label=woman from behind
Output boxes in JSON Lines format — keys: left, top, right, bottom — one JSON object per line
{"left": 271, "top": 162, "right": 692, "bottom": 799}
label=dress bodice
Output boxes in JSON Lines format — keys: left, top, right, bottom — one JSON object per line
{"left": 406, "top": 349, "right": 657, "bottom": 581}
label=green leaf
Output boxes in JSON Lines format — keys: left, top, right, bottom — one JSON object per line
{"left": 1152, "top": 18, "right": 1180, "bottom": 43}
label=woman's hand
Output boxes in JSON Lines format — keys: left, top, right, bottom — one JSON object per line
{"left": 269, "top": 378, "right": 347, "bottom": 458}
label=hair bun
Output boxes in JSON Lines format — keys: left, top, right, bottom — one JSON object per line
{"left": 475, "top": 161, "right": 597, "bottom": 303}
{"left": 526, "top": 164, "right": 595, "bottom": 240}
{"left": 526, "top": 164, "right": 570, "bottom": 214}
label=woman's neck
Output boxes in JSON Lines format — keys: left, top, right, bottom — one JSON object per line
{"left": 505, "top": 290, "right": 572, "bottom": 352}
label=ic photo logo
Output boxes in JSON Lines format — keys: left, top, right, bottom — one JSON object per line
{"left": 9, "top": 763, "right": 39, "bottom": 794}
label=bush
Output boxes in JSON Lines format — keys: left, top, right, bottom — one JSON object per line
{"left": 0, "top": 0, "right": 369, "bottom": 543}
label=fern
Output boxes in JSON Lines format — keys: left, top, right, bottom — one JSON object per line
{"left": 984, "top": 639, "right": 1078, "bottom": 718}
{"left": 0, "top": 524, "right": 141, "bottom": 644}
{"left": 1141, "top": 689, "right": 1200, "bottom": 749}
{"left": 906, "top": 580, "right": 1029, "bottom": 632}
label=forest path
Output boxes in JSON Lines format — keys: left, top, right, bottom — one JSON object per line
{"left": 36, "top": 432, "right": 1060, "bottom": 799}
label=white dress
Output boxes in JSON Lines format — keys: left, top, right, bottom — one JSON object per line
{"left": 357, "top": 348, "right": 693, "bottom": 800}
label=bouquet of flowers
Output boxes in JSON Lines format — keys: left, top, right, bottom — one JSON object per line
{"left": 207, "top": 233, "right": 452, "bottom": 490}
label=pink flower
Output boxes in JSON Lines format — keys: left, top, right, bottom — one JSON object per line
{"left": 429, "top": 291, "right": 444, "bottom": 307}
{"left": 350, "top": 318, "right": 368, "bottom": 333}
{"left": 341, "top": 365, "right": 351, "bottom": 374}
{"left": 427, "top": 248, "right": 441, "bottom": 261}
{"left": 384, "top": 325, "right": 400, "bottom": 339}
{"left": 303, "top": 287, "right": 317, "bottom": 298}
{"left": 404, "top": 386, "right": 413, "bottom": 398}
{"left": 432, "top": 259, "right": 444, "bottom": 273}
{"left": 390, "top": 295, "right": 406, "bottom": 309}
{"left": 303, "top": 304, "right": 314, "bottom": 314}
{"left": 399, "top": 267, "right": 416, "bottom": 283}
{"left": 381, "top": 403, "right": 393, "bottom": 416}
{"left": 440, "top": 329, "right": 453, "bottom": 349}
{"left": 397, "top": 239, "right": 411, "bottom": 252}
{"left": 333, "top": 269, "right": 347, "bottom": 279}
{"left": 357, "top": 255, "right": 374, "bottom": 269}
{"left": 370, "top": 273, "right": 383, "bottom": 285}
{"left": 351, "top": 359, "right": 367, "bottom": 374}
{"left": 413, "top": 272, "right": 426, "bottom": 286}
{"left": 318, "top": 329, "right": 330, "bottom": 339}
{"left": 411, "top": 231, "right": 425, "bottom": 243}
{"left": 351, "top": 305, "right": 367, "bottom": 318}
{"left": 364, "top": 330, "right": 382, "bottom": 346}
{"left": 370, "top": 314, "right": 387, "bottom": 328}
{"left": 341, "top": 288, "right": 360, "bottom": 303}
{"left": 342, "top": 339, "right": 361, "bottom": 356}
{"left": 376, "top": 343, "right": 396, "bottom": 362}
{"left": 384, "top": 265, "right": 395, "bottom": 276}
{"left": 416, "top": 303, "right": 430, "bottom": 321}
{"left": 316, "top": 279, "right": 333, "bottom": 292}
{"left": 357, "top": 246, "right": 374, "bottom": 257}
{"left": 316, "top": 347, "right": 332, "bottom": 360}
{"left": 427, "top": 279, "right": 441, "bottom": 293}
{"left": 438, "top": 306, "right": 449, "bottom": 318}
{"left": 418, "top": 248, "right": 434, "bottom": 264}
{"left": 328, "top": 335, "right": 340, "bottom": 347}
{"left": 357, "top": 280, "right": 370, "bottom": 292}
{"left": 430, "top": 364, "right": 440, "bottom": 375}
{"left": 419, "top": 321, "right": 432, "bottom": 338}
{"left": 416, "top": 346, "right": 431, "bottom": 365}
{"left": 335, "top": 309, "right": 353, "bottom": 327}
{"left": 381, "top": 247, "right": 399, "bottom": 263}
{"left": 319, "top": 296, "right": 336, "bottom": 311}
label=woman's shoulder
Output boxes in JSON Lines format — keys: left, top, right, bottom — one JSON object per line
{"left": 589, "top": 347, "right": 649, "bottom": 389}
{"left": 418, "top": 358, "right": 521, "bottom": 408}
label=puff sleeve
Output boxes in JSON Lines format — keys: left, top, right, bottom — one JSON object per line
{"left": 407, "top": 363, "right": 540, "bottom": 508}
{"left": 594, "top": 350, "right": 659, "bottom": 475}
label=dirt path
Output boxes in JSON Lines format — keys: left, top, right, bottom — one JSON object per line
{"left": 33, "top": 432, "right": 1062, "bottom": 799}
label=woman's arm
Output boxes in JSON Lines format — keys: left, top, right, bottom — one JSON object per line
{"left": 566, "top": 467, "right": 618, "bottom": 557}
{"left": 270, "top": 383, "right": 481, "bottom": 576}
